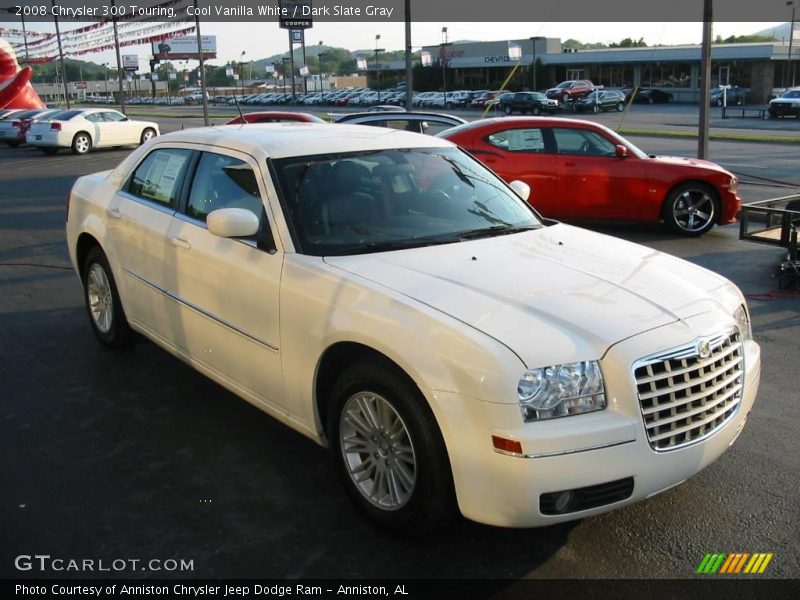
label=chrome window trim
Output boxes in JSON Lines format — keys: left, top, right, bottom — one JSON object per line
{"left": 116, "top": 190, "right": 176, "bottom": 217}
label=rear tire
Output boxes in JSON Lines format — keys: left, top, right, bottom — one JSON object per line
{"left": 532, "top": 105, "right": 541, "bottom": 115}
{"left": 327, "top": 360, "right": 455, "bottom": 534}
{"left": 7, "top": 140, "right": 20, "bottom": 148}
{"left": 71, "top": 132, "right": 92, "bottom": 155}
{"left": 504, "top": 105, "right": 512, "bottom": 115}
{"left": 82, "top": 246, "right": 132, "bottom": 349}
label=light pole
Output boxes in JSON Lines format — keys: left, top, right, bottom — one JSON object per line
{"left": 375, "top": 35, "right": 384, "bottom": 102}
{"left": 530, "top": 37, "right": 538, "bottom": 91}
{"left": 441, "top": 27, "right": 450, "bottom": 107}
{"left": 319, "top": 50, "right": 330, "bottom": 103}
{"left": 240, "top": 50, "right": 246, "bottom": 99}
{"left": 788, "top": 1, "right": 797, "bottom": 88}
{"left": 282, "top": 57, "right": 291, "bottom": 97}
{"left": 103, "top": 62, "right": 109, "bottom": 99}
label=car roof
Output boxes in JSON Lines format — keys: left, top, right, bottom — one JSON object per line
{"left": 438, "top": 116, "right": 612, "bottom": 137}
{"left": 336, "top": 111, "right": 466, "bottom": 124}
{"left": 153, "top": 122, "right": 453, "bottom": 159}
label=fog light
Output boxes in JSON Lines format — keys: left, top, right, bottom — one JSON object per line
{"left": 553, "top": 491, "right": 575, "bottom": 514}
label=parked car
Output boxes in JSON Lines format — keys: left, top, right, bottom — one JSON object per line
{"left": 768, "top": 87, "right": 800, "bottom": 118}
{"left": 624, "top": 87, "right": 674, "bottom": 104}
{"left": 225, "top": 112, "right": 326, "bottom": 125}
{"left": 366, "top": 105, "right": 406, "bottom": 113}
{"left": 439, "top": 117, "right": 740, "bottom": 235}
{"left": 469, "top": 91, "right": 499, "bottom": 109}
{"left": 545, "top": 80, "right": 594, "bottom": 103}
{"left": 574, "top": 90, "right": 626, "bottom": 113}
{"left": 333, "top": 111, "right": 466, "bottom": 134}
{"left": 26, "top": 108, "right": 159, "bottom": 155}
{"left": 66, "top": 123, "right": 760, "bottom": 532}
{"left": 710, "top": 86, "right": 746, "bottom": 107}
{"left": 502, "top": 91, "right": 558, "bottom": 115}
{"left": 0, "top": 108, "right": 59, "bottom": 147}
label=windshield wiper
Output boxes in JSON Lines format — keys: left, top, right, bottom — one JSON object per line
{"left": 342, "top": 237, "right": 462, "bottom": 255}
{"left": 458, "top": 224, "right": 540, "bottom": 240}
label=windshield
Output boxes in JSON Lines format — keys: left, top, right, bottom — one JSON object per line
{"left": 782, "top": 90, "right": 800, "bottom": 98}
{"left": 272, "top": 147, "right": 542, "bottom": 256}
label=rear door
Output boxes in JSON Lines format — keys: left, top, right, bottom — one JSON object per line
{"left": 472, "top": 126, "right": 558, "bottom": 215}
{"left": 107, "top": 147, "right": 194, "bottom": 332}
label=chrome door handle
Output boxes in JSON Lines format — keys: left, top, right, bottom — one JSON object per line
{"left": 107, "top": 207, "right": 122, "bottom": 219}
{"left": 169, "top": 237, "right": 191, "bottom": 249}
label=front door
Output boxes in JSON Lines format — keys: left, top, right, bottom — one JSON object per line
{"left": 164, "top": 149, "right": 286, "bottom": 411}
{"left": 551, "top": 127, "right": 646, "bottom": 220}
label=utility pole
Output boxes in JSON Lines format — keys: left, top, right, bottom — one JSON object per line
{"left": 404, "top": 0, "right": 413, "bottom": 109}
{"left": 788, "top": 1, "right": 797, "bottom": 87}
{"left": 193, "top": 0, "right": 209, "bottom": 125}
{"left": 51, "top": 0, "right": 70, "bottom": 108}
{"left": 697, "top": 0, "right": 712, "bottom": 159}
{"left": 111, "top": 0, "right": 125, "bottom": 114}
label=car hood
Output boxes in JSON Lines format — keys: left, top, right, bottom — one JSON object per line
{"left": 648, "top": 154, "right": 732, "bottom": 175}
{"left": 324, "top": 224, "right": 738, "bottom": 366}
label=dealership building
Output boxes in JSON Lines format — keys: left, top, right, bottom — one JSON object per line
{"left": 413, "top": 37, "right": 797, "bottom": 103}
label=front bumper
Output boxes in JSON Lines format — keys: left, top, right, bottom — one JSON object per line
{"left": 425, "top": 313, "right": 761, "bottom": 527}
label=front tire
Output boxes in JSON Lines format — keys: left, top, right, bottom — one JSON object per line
{"left": 327, "top": 360, "right": 455, "bottom": 534}
{"left": 82, "top": 247, "right": 132, "bottom": 348}
{"left": 662, "top": 182, "right": 718, "bottom": 236}
{"left": 140, "top": 127, "right": 156, "bottom": 144}
{"left": 504, "top": 105, "right": 512, "bottom": 115}
{"left": 616, "top": 101, "right": 625, "bottom": 112}
{"left": 72, "top": 132, "right": 92, "bottom": 155}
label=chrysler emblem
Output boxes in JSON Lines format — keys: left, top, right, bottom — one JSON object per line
{"left": 697, "top": 340, "right": 712, "bottom": 359}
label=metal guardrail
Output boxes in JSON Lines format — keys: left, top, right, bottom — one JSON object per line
{"left": 721, "top": 107, "right": 768, "bottom": 119}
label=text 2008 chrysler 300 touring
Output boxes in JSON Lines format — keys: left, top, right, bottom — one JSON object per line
{"left": 66, "top": 123, "right": 760, "bottom": 532}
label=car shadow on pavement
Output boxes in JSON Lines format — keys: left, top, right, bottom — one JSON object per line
{"left": 1, "top": 304, "right": 574, "bottom": 581}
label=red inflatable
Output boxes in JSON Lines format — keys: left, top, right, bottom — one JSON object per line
{"left": 0, "top": 38, "right": 46, "bottom": 110}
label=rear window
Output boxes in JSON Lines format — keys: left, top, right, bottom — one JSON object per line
{"left": 50, "top": 110, "right": 83, "bottom": 121}
{"left": 7, "top": 110, "right": 41, "bottom": 120}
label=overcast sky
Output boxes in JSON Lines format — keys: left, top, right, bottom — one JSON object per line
{"left": 1, "top": 21, "right": 785, "bottom": 70}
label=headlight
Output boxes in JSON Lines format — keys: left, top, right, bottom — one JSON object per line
{"left": 734, "top": 304, "right": 752, "bottom": 341}
{"left": 729, "top": 176, "right": 738, "bottom": 194}
{"left": 517, "top": 360, "right": 606, "bottom": 422}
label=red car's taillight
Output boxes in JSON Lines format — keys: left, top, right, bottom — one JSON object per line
{"left": 51, "top": 122, "right": 61, "bottom": 131}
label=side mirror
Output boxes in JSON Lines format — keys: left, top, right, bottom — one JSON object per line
{"left": 207, "top": 208, "right": 260, "bottom": 238}
{"left": 509, "top": 180, "right": 531, "bottom": 202}
{"left": 615, "top": 145, "right": 628, "bottom": 159}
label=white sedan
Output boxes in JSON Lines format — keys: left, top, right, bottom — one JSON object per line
{"left": 26, "top": 108, "right": 159, "bottom": 155}
{"left": 66, "top": 123, "right": 760, "bottom": 531}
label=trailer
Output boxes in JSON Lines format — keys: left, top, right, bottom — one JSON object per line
{"left": 739, "top": 194, "right": 800, "bottom": 289}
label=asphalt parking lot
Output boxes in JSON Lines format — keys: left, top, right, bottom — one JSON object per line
{"left": 1, "top": 106, "right": 798, "bottom": 582}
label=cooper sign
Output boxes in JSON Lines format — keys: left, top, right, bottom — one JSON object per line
{"left": 279, "top": 0, "right": 313, "bottom": 29}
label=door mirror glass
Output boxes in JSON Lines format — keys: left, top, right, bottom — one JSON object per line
{"left": 207, "top": 208, "right": 260, "bottom": 238}
{"left": 615, "top": 145, "right": 628, "bottom": 158}
{"left": 509, "top": 180, "right": 531, "bottom": 202}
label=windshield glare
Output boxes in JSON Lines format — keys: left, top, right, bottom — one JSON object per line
{"left": 273, "top": 147, "right": 542, "bottom": 256}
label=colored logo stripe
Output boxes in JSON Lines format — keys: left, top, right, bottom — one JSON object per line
{"left": 697, "top": 552, "right": 773, "bottom": 574}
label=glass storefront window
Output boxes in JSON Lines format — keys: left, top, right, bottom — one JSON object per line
{"left": 641, "top": 62, "right": 692, "bottom": 87}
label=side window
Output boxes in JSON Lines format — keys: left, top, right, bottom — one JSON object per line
{"left": 102, "top": 111, "right": 127, "bottom": 122}
{"left": 186, "top": 152, "right": 263, "bottom": 222}
{"left": 84, "top": 113, "right": 103, "bottom": 123}
{"left": 552, "top": 128, "right": 616, "bottom": 157}
{"left": 128, "top": 148, "right": 192, "bottom": 207}
{"left": 486, "top": 128, "right": 546, "bottom": 153}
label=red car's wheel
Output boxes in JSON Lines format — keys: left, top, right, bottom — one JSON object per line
{"left": 663, "top": 182, "right": 718, "bottom": 236}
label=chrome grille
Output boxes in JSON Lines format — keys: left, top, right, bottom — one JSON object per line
{"left": 634, "top": 329, "right": 744, "bottom": 451}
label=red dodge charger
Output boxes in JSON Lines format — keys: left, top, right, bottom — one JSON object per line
{"left": 439, "top": 117, "right": 740, "bottom": 235}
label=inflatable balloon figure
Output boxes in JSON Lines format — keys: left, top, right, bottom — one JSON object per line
{"left": 0, "top": 38, "right": 46, "bottom": 109}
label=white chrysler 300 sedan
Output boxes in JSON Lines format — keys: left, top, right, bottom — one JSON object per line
{"left": 66, "top": 123, "right": 760, "bottom": 531}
